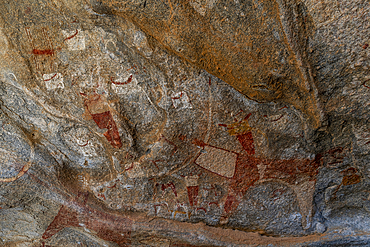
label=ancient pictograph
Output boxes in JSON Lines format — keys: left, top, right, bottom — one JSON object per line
{"left": 0, "top": 0, "right": 369, "bottom": 246}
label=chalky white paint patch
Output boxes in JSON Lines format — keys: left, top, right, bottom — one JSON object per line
{"left": 43, "top": 73, "right": 64, "bottom": 90}
{"left": 75, "top": 138, "right": 97, "bottom": 157}
{"left": 111, "top": 74, "right": 138, "bottom": 94}
{"left": 195, "top": 146, "right": 237, "bottom": 178}
{"left": 62, "top": 29, "right": 85, "bottom": 51}
{"left": 171, "top": 91, "right": 192, "bottom": 110}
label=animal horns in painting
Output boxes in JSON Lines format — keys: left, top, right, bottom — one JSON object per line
{"left": 99, "top": 0, "right": 322, "bottom": 128}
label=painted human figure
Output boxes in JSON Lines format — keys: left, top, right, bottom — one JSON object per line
{"left": 195, "top": 113, "right": 322, "bottom": 229}
{"left": 81, "top": 92, "right": 123, "bottom": 149}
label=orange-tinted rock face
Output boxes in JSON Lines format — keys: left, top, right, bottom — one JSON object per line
{"left": 0, "top": 0, "right": 370, "bottom": 246}
{"left": 103, "top": 0, "right": 322, "bottom": 127}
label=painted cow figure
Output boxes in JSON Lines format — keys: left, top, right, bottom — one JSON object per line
{"left": 194, "top": 114, "right": 322, "bottom": 229}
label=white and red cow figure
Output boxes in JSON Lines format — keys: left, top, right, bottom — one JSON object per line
{"left": 194, "top": 113, "right": 322, "bottom": 229}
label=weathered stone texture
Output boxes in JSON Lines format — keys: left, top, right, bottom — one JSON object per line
{"left": 0, "top": 0, "right": 370, "bottom": 246}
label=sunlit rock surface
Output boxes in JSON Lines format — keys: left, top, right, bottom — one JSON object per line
{"left": 0, "top": 0, "right": 370, "bottom": 246}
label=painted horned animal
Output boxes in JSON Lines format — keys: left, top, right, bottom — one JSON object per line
{"left": 97, "top": 0, "right": 322, "bottom": 128}
{"left": 194, "top": 114, "right": 322, "bottom": 229}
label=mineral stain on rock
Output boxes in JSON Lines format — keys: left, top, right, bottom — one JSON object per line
{"left": 0, "top": 0, "right": 370, "bottom": 246}
{"left": 42, "top": 192, "right": 132, "bottom": 247}
{"left": 101, "top": 0, "right": 322, "bottom": 127}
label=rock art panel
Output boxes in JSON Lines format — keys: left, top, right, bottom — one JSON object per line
{"left": 0, "top": 0, "right": 370, "bottom": 246}
{"left": 103, "top": 0, "right": 322, "bottom": 127}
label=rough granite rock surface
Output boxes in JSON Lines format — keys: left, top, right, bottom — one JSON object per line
{"left": 0, "top": 0, "right": 370, "bottom": 246}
